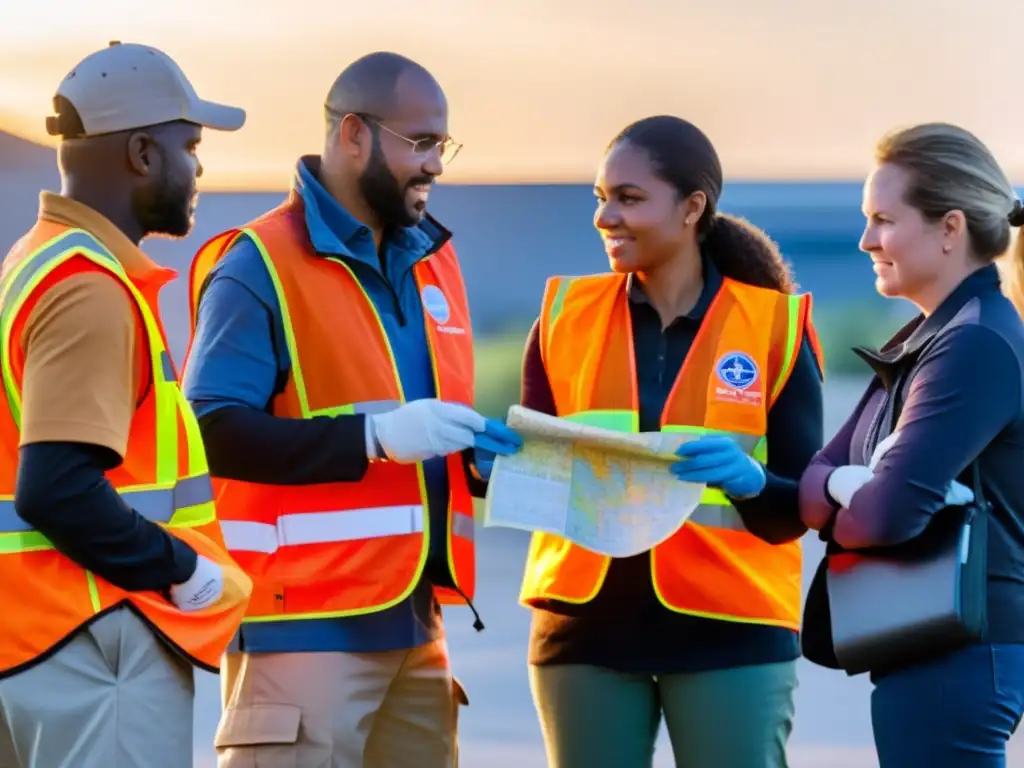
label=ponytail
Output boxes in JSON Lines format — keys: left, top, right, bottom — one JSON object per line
{"left": 702, "top": 212, "right": 796, "bottom": 294}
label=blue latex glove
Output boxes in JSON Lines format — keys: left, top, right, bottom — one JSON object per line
{"left": 670, "top": 435, "right": 766, "bottom": 499}
{"left": 473, "top": 448, "right": 496, "bottom": 480}
{"left": 472, "top": 418, "right": 523, "bottom": 480}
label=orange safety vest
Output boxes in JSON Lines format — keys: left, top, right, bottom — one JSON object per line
{"left": 185, "top": 191, "right": 477, "bottom": 624}
{"left": 0, "top": 221, "right": 249, "bottom": 677}
{"left": 519, "top": 272, "right": 824, "bottom": 630}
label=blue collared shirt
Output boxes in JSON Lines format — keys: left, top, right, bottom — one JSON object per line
{"left": 184, "top": 156, "right": 449, "bottom": 652}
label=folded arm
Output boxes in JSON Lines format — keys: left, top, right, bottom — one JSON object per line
{"left": 798, "top": 382, "right": 885, "bottom": 532}
{"left": 832, "top": 326, "right": 1020, "bottom": 549}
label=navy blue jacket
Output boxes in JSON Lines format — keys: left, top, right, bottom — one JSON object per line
{"left": 801, "top": 265, "right": 1024, "bottom": 644}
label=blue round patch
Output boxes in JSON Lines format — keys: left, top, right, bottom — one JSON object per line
{"left": 421, "top": 285, "right": 451, "bottom": 325}
{"left": 715, "top": 352, "right": 759, "bottom": 391}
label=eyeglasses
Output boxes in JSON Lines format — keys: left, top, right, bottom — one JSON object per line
{"left": 325, "top": 107, "right": 462, "bottom": 165}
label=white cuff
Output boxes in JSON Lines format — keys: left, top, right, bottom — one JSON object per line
{"left": 826, "top": 465, "right": 875, "bottom": 509}
{"left": 945, "top": 480, "right": 975, "bottom": 506}
{"left": 365, "top": 415, "right": 378, "bottom": 460}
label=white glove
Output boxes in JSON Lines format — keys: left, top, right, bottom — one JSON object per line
{"left": 869, "top": 430, "right": 902, "bottom": 470}
{"left": 826, "top": 465, "right": 875, "bottom": 508}
{"left": 945, "top": 480, "right": 975, "bottom": 506}
{"left": 856, "top": 429, "right": 975, "bottom": 507}
{"left": 169, "top": 555, "right": 224, "bottom": 612}
{"left": 367, "top": 399, "right": 486, "bottom": 464}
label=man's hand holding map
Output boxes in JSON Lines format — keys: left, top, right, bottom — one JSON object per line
{"left": 482, "top": 406, "right": 706, "bottom": 557}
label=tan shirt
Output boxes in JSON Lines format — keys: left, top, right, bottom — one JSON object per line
{"left": 18, "top": 193, "right": 175, "bottom": 457}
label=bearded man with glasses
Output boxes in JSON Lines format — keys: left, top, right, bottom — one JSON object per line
{"left": 182, "top": 51, "right": 521, "bottom": 768}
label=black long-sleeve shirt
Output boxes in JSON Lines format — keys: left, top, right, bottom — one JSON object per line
{"left": 15, "top": 442, "right": 197, "bottom": 592}
{"left": 526, "top": 260, "right": 825, "bottom": 673}
{"left": 196, "top": 407, "right": 487, "bottom": 497}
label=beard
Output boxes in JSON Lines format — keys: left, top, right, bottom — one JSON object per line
{"left": 131, "top": 144, "right": 195, "bottom": 239}
{"left": 358, "top": 137, "right": 432, "bottom": 229}
{"left": 135, "top": 182, "right": 192, "bottom": 239}
{"left": 134, "top": 180, "right": 194, "bottom": 239}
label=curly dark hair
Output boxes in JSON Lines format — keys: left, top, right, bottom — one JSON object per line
{"left": 611, "top": 116, "right": 795, "bottom": 293}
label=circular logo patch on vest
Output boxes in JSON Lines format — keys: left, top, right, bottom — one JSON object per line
{"left": 715, "top": 351, "right": 759, "bottom": 391}
{"left": 421, "top": 284, "right": 451, "bottom": 325}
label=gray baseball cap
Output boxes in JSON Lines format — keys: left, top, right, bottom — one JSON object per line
{"left": 46, "top": 41, "right": 246, "bottom": 138}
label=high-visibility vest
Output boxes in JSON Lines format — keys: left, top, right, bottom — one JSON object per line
{"left": 519, "top": 272, "right": 824, "bottom": 630}
{"left": 0, "top": 221, "right": 249, "bottom": 677}
{"left": 185, "top": 191, "right": 477, "bottom": 624}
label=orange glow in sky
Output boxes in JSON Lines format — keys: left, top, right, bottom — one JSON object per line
{"left": 2, "top": 0, "right": 1023, "bottom": 190}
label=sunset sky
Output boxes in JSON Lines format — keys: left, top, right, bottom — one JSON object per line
{"left": 1, "top": 0, "right": 1022, "bottom": 190}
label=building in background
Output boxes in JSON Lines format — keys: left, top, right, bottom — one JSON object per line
{"left": 0, "top": 130, "right": 905, "bottom": 366}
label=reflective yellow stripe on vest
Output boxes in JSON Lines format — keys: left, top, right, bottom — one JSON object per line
{"left": 0, "top": 229, "right": 216, "bottom": 555}
{"left": 772, "top": 294, "right": 804, "bottom": 402}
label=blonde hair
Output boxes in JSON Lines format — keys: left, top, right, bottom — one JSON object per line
{"left": 874, "top": 122, "right": 1024, "bottom": 311}
{"left": 1002, "top": 230, "right": 1024, "bottom": 314}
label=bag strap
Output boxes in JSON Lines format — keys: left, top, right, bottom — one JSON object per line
{"left": 885, "top": 354, "right": 989, "bottom": 511}
{"left": 970, "top": 457, "right": 989, "bottom": 512}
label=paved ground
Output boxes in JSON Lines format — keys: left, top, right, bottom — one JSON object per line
{"left": 189, "top": 525, "right": 1024, "bottom": 767}
{"left": 189, "top": 377, "right": 1024, "bottom": 766}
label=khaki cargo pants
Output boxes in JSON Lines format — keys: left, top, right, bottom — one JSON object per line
{"left": 216, "top": 638, "right": 467, "bottom": 768}
{"left": 0, "top": 608, "right": 194, "bottom": 768}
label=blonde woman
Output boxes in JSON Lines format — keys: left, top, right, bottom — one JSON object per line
{"left": 800, "top": 123, "right": 1024, "bottom": 767}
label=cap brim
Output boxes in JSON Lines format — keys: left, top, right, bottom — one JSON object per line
{"left": 186, "top": 99, "right": 246, "bottom": 132}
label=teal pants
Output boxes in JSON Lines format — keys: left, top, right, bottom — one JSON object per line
{"left": 529, "top": 661, "right": 797, "bottom": 768}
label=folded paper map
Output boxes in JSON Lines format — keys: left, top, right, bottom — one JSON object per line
{"left": 482, "top": 406, "right": 706, "bottom": 557}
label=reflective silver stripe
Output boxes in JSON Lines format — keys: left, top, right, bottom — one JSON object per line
{"left": 221, "top": 505, "right": 475, "bottom": 554}
{"left": 729, "top": 433, "right": 760, "bottom": 454}
{"left": 688, "top": 504, "right": 748, "bottom": 531}
{"left": 160, "top": 350, "right": 176, "bottom": 383}
{"left": 0, "top": 231, "right": 119, "bottom": 325}
{"left": 352, "top": 400, "right": 401, "bottom": 416}
{"left": 452, "top": 512, "right": 475, "bottom": 542}
{"left": 172, "top": 473, "right": 215, "bottom": 510}
{"left": 0, "top": 473, "right": 214, "bottom": 534}
{"left": 222, "top": 506, "right": 425, "bottom": 553}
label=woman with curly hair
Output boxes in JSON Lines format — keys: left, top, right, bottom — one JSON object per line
{"left": 516, "top": 115, "right": 825, "bottom": 768}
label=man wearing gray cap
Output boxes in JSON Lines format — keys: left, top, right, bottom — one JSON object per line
{"left": 0, "top": 41, "right": 251, "bottom": 768}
